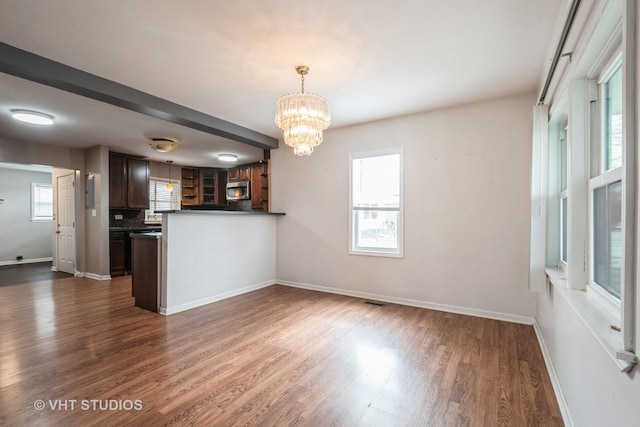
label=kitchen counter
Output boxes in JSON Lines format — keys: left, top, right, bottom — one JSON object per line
{"left": 129, "top": 231, "right": 162, "bottom": 239}
{"left": 157, "top": 210, "right": 285, "bottom": 216}
{"left": 159, "top": 209, "right": 280, "bottom": 315}
{"left": 109, "top": 225, "right": 162, "bottom": 231}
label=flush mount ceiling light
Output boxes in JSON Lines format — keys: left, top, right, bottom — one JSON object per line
{"left": 217, "top": 154, "right": 238, "bottom": 162}
{"left": 275, "top": 65, "right": 330, "bottom": 156}
{"left": 148, "top": 137, "right": 180, "bottom": 153}
{"left": 11, "top": 109, "right": 54, "bottom": 125}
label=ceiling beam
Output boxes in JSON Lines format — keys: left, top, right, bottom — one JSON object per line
{"left": 0, "top": 42, "right": 278, "bottom": 150}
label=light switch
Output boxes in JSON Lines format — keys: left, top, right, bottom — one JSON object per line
{"left": 92, "top": 209, "right": 97, "bottom": 217}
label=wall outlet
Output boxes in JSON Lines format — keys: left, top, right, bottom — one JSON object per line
{"left": 114, "top": 214, "right": 123, "bottom": 220}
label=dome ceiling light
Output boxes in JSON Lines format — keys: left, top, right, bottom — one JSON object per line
{"left": 149, "top": 137, "right": 180, "bottom": 153}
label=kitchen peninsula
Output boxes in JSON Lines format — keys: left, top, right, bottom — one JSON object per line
{"left": 156, "top": 210, "right": 284, "bottom": 315}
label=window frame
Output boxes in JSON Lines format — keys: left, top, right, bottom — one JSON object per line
{"left": 349, "top": 148, "right": 404, "bottom": 258}
{"left": 145, "top": 177, "right": 180, "bottom": 223}
{"left": 31, "top": 182, "right": 53, "bottom": 222}
{"left": 587, "top": 54, "right": 624, "bottom": 317}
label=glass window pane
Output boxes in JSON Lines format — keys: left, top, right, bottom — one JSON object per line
{"left": 560, "top": 120, "right": 568, "bottom": 192}
{"left": 352, "top": 154, "right": 400, "bottom": 208}
{"left": 604, "top": 65, "right": 623, "bottom": 171}
{"left": 33, "top": 184, "right": 53, "bottom": 219}
{"left": 353, "top": 210, "right": 399, "bottom": 251}
{"left": 560, "top": 197, "right": 567, "bottom": 263}
{"left": 593, "top": 181, "right": 622, "bottom": 298}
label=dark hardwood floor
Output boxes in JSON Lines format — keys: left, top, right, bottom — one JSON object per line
{"left": 0, "top": 276, "right": 563, "bottom": 426}
{"left": 0, "top": 261, "right": 72, "bottom": 286}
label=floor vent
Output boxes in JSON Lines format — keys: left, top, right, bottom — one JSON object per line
{"left": 364, "top": 301, "right": 385, "bottom": 307}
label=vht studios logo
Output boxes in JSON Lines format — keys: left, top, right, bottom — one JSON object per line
{"left": 34, "top": 399, "right": 143, "bottom": 411}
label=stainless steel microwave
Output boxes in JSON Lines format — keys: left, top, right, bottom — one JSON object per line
{"left": 226, "top": 180, "right": 250, "bottom": 201}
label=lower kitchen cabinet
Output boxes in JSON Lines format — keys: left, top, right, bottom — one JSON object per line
{"left": 109, "top": 232, "right": 126, "bottom": 277}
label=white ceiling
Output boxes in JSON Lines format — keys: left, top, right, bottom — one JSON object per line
{"left": 0, "top": 0, "right": 565, "bottom": 167}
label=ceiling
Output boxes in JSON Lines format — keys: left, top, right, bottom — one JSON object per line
{"left": 0, "top": 0, "right": 565, "bottom": 167}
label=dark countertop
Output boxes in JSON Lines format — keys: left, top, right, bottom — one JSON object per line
{"left": 156, "top": 210, "right": 285, "bottom": 216}
{"left": 130, "top": 231, "right": 162, "bottom": 239}
{"left": 109, "top": 225, "right": 162, "bottom": 232}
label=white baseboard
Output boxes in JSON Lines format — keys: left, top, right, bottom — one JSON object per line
{"left": 533, "top": 320, "right": 574, "bottom": 427}
{"left": 83, "top": 272, "right": 112, "bottom": 281}
{"left": 277, "top": 279, "right": 535, "bottom": 325}
{"left": 160, "top": 279, "right": 277, "bottom": 316}
{"left": 0, "top": 257, "right": 53, "bottom": 266}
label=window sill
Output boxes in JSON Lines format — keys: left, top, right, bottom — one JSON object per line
{"left": 545, "top": 268, "right": 625, "bottom": 370}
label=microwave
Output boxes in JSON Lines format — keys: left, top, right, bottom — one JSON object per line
{"left": 226, "top": 180, "right": 250, "bottom": 201}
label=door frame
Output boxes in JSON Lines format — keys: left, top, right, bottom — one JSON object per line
{"left": 53, "top": 170, "right": 76, "bottom": 274}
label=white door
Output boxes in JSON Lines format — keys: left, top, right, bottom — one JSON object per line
{"left": 56, "top": 173, "right": 75, "bottom": 274}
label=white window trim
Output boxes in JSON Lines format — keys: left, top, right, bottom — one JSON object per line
{"left": 586, "top": 57, "right": 624, "bottom": 319}
{"left": 31, "top": 182, "right": 53, "bottom": 222}
{"left": 349, "top": 148, "right": 404, "bottom": 258}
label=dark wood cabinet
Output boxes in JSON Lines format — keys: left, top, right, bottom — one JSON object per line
{"left": 109, "top": 232, "right": 126, "bottom": 277}
{"left": 181, "top": 167, "right": 227, "bottom": 207}
{"left": 228, "top": 165, "right": 250, "bottom": 182}
{"left": 127, "top": 158, "right": 150, "bottom": 209}
{"left": 250, "top": 161, "right": 269, "bottom": 211}
{"left": 181, "top": 167, "right": 199, "bottom": 206}
{"left": 109, "top": 152, "right": 149, "bottom": 209}
{"left": 131, "top": 234, "right": 160, "bottom": 313}
{"left": 109, "top": 153, "right": 126, "bottom": 209}
{"left": 199, "top": 168, "right": 227, "bottom": 205}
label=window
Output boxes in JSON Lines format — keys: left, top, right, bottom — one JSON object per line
{"left": 559, "top": 118, "right": 568, "bottom": 266}
{"left": 350, "top": 149, "right": 403, "bottom": 257}
{"left": 589, "top": 59, "right": 623, "bottom": 301}
{"left": 31, "top": 183, "right": 53, "bottom": 221}
{"left": 145, "top": 177, "right": 180, "bottom": 223}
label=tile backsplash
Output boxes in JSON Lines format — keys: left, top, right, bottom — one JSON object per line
{"left": 110, "top": 209, "right": 146, "bottom": 227}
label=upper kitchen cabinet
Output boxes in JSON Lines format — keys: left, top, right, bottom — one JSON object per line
{"left": 199, "top": 168, "right": 227, "bottom": 205}
{"left": 228, "top": 165, "right": 250, "bottom": 182}
{"left": 109, "top": 152, "right": 150, "bottom": 209}
{"left": 181, "top": 167, "right": 199, "bottom": 207}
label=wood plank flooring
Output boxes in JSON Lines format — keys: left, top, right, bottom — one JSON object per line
{"left": 0, "top": 276, "right": 563, "bottom": 426}
{"left": 0, "top": 262, "right": 72, "bottom": 286}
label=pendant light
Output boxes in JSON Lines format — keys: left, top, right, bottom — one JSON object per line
{"left": 166, "top": 160, "right": 174, "bottom": 191}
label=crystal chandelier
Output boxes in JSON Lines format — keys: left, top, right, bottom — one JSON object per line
{"left": 275, "top": 65, "right": 330, "bottom": 156}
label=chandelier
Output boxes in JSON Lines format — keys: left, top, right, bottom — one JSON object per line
{"left": 275, "top": 65, "right": 330, "bottom": 156}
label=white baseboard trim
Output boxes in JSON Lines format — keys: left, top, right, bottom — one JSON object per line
{"left": 83, "top": 272, "right": 112, "bottom": 281}
{"left": 277, "top": 280, "right": 534, "bottom": 325}
{"left": 533, "top": 320, "right": 574, "bottom": 427}
{"left": 0, "top": 257, "right": 53, "bottom": 266}
{"left": 160, "top": 279, "right": 277, "bottom": 316}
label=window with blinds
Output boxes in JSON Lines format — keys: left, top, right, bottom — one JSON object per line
{"left": 145, "top": 177, "right": 180, "bottom": 222}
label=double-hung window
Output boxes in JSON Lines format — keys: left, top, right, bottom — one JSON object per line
{"left": 589, "top": 57, "right": 623, "bottom": 306}
{"left": 350, "top": 149, "right": 403, "bottom": 257}
{"left": 145, "top": 177, "right": 180, "bottom": 223}
{"left": 558, "top": 118, "right": 569, "bottom": 268}
{"left": 31, "top": 183, "right": 53, "bottom": 221}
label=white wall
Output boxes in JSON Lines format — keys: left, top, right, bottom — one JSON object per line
{"left": 272, "top": 92, "right": 537, "bottom": 319}
{"left": 162, "top": 213, "right": 277, "bottom": 314}
{"left": 537, "top": 285, "right": 640, "bottom": 426}
{"left": 0, "top": 166, "right": 53, "bottom": 263}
